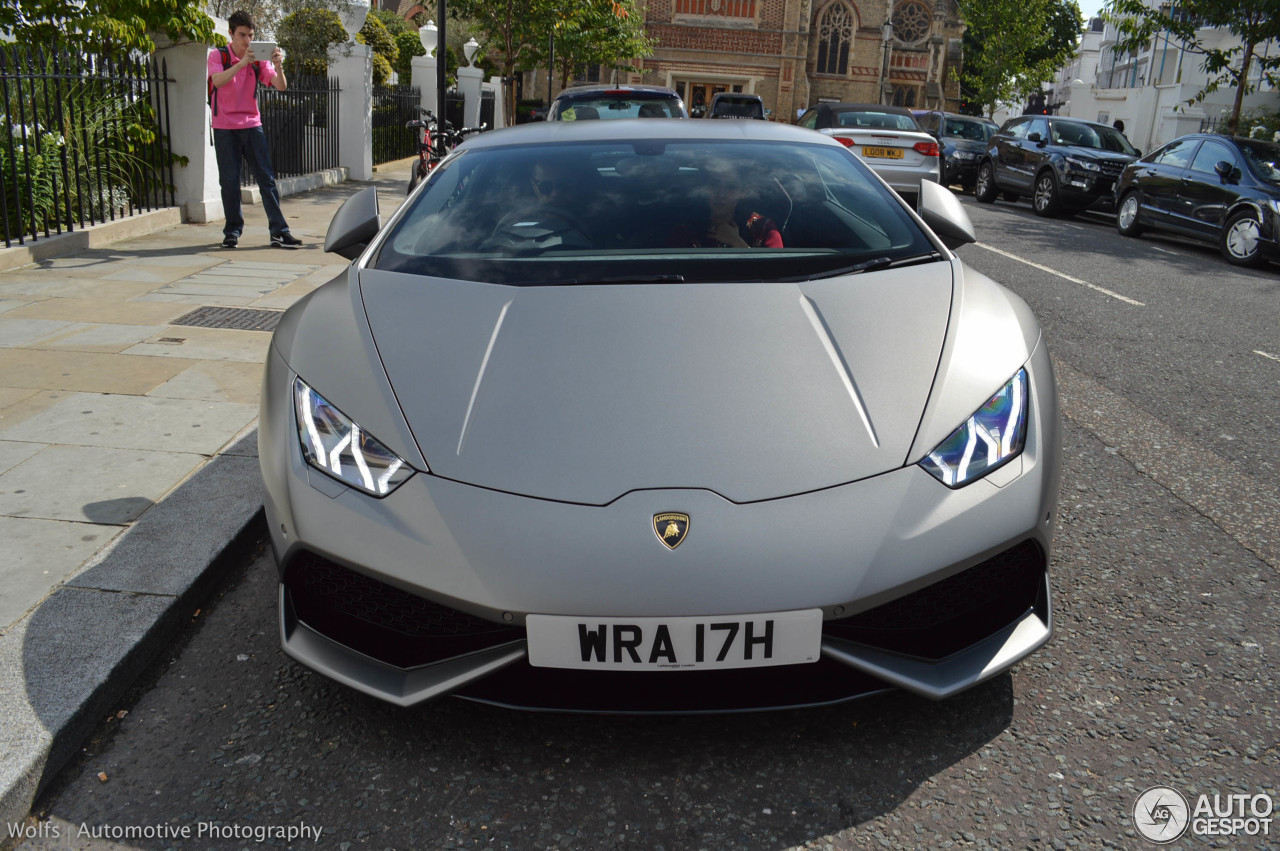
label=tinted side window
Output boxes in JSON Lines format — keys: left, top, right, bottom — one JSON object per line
{"left": 918, "top": 113, "right": 938, "bottom": 133}
{"left": 1154, "top": 139, "right": 1197, "bottom": 168}
{"left": 1189, "top": 140, "right": 1238, "bottom": 174}
{"left": 1027, "top": 118, "right": 1050, "bottom": 140}
{"left": 799, "top": 111, "right": 819, "bottom": 129}
{"left": 1003, "top": 119, "right": 1030, "bottom": 140}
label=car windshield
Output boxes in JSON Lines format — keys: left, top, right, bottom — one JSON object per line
{"left": 835, "top": 110, "right": 920, "bottom": 131}
{"left": 373, "top": 139, "right": 937, "bottom": 285}
{"left": 1238, "top": 139, "right": 1280, "bottom": 184}
{"left": 1049, "top": 121, "right": 1137, "bottom": 155}
{"left": 942, "top": 118, "right": 995, "bottom": 141}
{"left": 555, "top": 96, "right": 682, "bottom": 120}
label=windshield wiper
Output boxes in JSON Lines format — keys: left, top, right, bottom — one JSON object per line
{"left": 779, "top": 252, "right": 941, "bottom": 282}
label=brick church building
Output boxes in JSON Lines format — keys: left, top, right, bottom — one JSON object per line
{"left": 630, "top": 0, "right": 966, "bottom": 120}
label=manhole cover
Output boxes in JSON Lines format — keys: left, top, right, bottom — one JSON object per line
{"left": 171, "top": 306, "right": 284, "bottom": 332}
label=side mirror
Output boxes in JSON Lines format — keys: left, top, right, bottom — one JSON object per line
{"left": 1134, "top": 148, "right": 1142, "bottom": 157}
{"left": 917, "top": 179, "right": 976, "bottom": 250}
{"left": 324, "top": 186, "right": 380, "bottom": 261}
{"left": 1027, "top": 132, "right": 1042, "bottom": 142}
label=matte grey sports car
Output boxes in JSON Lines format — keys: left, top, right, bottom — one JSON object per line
{"left": 259, "top": 120, "right": 1061, "bottom": 712}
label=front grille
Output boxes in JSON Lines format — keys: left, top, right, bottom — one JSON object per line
{"left": 1099, "top": 161, "right": 1125, "bottom": 177}
{"left": 824, "top": 539, "right": 1045, "bottom": 661}
{"left": 285, "top": 551, "right": 524, "bottom": 669}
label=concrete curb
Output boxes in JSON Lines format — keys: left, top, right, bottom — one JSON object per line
{"left": 241, "top": 167, "right": 351, "bottom": 205}
{"left": 0, "top": 431, "right": 265, "bottom": 825}
{"left": 0, "top": 208, "right": 184, "bottom": 273}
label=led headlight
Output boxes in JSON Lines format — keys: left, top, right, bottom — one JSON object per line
{"left": 294, "top": 377, "right": 414, "bottom": 496}
{"left": 1064, "top": 156, "right": 1101, "bottom": 173}
{"left": 920, "top": 369, "right": 1028, "bottom": 488}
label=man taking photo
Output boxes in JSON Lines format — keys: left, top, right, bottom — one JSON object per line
{"left": 208, "top": 10, "right": 302, "bottom": 249}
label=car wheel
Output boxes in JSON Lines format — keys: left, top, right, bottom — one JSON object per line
{"left": 1032, "top": 171, "right": 1063, "bottom": 217}
{"left": 974, "top": 162, "right": 998, "bottom": 203}
{"left": 1219, "top": 208, "right": 1266, "bottom": 267}
{"left": 1116, "top": 191, "right": 1145, "bottom": 237}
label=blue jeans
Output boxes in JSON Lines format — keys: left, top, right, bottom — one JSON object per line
{"left": 213, "top": 126, "right": 290, "bottom": 239}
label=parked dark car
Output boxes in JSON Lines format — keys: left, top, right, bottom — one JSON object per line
{"left": 913, "top": 110, "right": 999, "bottom": 191}
{"left": 708, "top": 92, "right": 766, "bottom": 120}
{"left": 1114, "top": 133, "right": 1280, "bottom": 267}
{"left": 549, "top": 84, "right": 687, "bottom": 120}
{"left": 974, "top": 115, "right": 1139, "bottom": 216}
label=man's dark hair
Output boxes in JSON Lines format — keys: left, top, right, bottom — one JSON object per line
{"left": 228, "top": 10, "right": 255, "bottom": 34}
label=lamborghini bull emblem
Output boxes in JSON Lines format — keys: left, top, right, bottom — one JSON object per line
{"left": 653, "top": 513, "right": 690, "bottom": 550}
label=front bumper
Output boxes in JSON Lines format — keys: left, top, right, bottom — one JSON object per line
{"left": 261, "top": 341, "right": 1060, "bottom": 711}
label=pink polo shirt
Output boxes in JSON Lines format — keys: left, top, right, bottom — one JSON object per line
{"left": 208, "top": 47, "right": 277, "bottom": 130}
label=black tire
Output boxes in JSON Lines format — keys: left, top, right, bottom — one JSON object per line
{"left": 1116, "top": 190, "right": 1145, "bottom": 237}
{"left": 1219, "top": 208, "right": 1267, "bottom": 267}
{"left": 974, "top": 161, "right": 998, "bottom": 203}
{"left": 1032, "top": 170, "right": 1063, "bottom": 217}
{"left": 407, "top": 162, "right": 427, "bottom": 195}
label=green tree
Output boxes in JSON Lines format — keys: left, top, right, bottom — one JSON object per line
{"left": 357, "top": 14, "right": 398, "bottom": 86}
{"left": 543, "top": 0, "right": 654, "bottom": 88}
{"left": 371, "top": 8, "right": 412, "bottom": 37}
{"left": 448, "top": 0, "right": 558, "bottom": 124}
{"left": 0, "top": 0, "right": 215, "bottom": 51}
{"left": 277, "top": 7, "right": 348, "bottom": 77}
{"left": 394, "top": 30, "right": 427, "bottom": 83}
{"left": 1105, "top": 0, "right": 1280, "bottom": 135}
{"left": 958, "top": 0, "right": 1082, "bottom": 118}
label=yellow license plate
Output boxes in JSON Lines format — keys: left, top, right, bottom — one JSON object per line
{"left": 862, "top": 146, "right": 904, "bottom": 159}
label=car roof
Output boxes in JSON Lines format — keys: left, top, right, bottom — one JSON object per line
{"left": 711, "top": 92, "right": 763, "bottom": 101}
{"left": 458, "top": 119, "right": 847, "bottom": 150}
{"left": 553, "top": 84, "right": 680, "bottom": 100}
{"left": 814, "top": 103, "right": 915, "bottom": 116}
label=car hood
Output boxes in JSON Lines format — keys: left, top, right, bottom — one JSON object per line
{"left": 359, "top": 265, "right": 954, "bottom": 505}
{"left": 945, "top": 138, "right": 988, "bottom": 154}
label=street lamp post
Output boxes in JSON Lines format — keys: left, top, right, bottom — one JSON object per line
{"left": 880, "top": 21, "right": 894, "bottom": 105}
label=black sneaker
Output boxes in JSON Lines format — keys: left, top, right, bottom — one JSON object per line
{"left": 271, "top": 232, "right": 302, "bottom": 249}
{"left": 222, "top": 234, "right": 238, "bottom": 248}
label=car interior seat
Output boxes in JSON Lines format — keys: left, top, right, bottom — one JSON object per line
{"left": 572, "top": 106, "right": 600, "bottom": 120}
{"left": 637, "top": 102, "right": 666, "bottom": 118}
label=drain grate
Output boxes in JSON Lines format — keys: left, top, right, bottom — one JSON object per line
{"left": 171, "top": 306, "right": 284, "bottom": 332}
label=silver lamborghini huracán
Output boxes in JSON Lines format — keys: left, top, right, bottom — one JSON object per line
{"left": 259, "top": 120, "right": 1062, "bottom": 712}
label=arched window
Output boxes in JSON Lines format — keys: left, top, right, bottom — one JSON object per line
{"left": 817, "top": 2, "right": 855, "bottom": 75}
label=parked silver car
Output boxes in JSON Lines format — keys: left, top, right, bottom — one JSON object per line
{"left": 797, "top": 103, "right": 942, "bottom": 205}
{"left": 260, "top": 120, "right": 1060, "bottom": 712}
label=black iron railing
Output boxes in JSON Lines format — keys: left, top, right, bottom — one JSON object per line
{"left": 243, "top": 75, "right": 341, "bottom": 185}
{"left": 371, "top": 84, "right": 420, "bottom": 165}
{"left": 445, "top": 90, "right": 465, "bottom": 131}
{"left": 0, "top": 46, "right": 176, "bottom": 248}
{"left": 480, "top": 90, "right": 495, "bottom": 130}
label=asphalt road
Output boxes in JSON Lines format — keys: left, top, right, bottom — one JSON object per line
{"left": 14, "top": 195, "right": 1280, "bottom": 850}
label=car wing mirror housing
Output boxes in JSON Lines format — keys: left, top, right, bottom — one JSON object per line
{"left": 324, "top": 186, "right": 380, "bottom": 261}
{"left": 917, "top": 179, "right": 976, "bottom": 250}
{"left": 1214, "top": 160, "right": 1241, "bottom": 183}
{"left": 1027, "top": 131, "right": 1042, "bottom": 142}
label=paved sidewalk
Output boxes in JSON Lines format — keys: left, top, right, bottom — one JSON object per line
{"left": 0, "top": 159, "right": 414, "bottom": 824}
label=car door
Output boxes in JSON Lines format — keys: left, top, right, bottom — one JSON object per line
{"left": 1131, "top": 138, "right": 1199, "bottom": 226}
{"left": 991, "top": 118, "right": 1031, "bottom": 192}
{"left": 1013, "top": 117, "right": 1051, "bottom": 193}
{"left": 1176, "top": 138, "right": 1243, "bottom": 237}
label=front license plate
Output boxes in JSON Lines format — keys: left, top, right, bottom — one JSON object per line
{"left": 862, "top": 146, "right": 904, "bottom": 159}
{"left": 526, "top": 610, "right": 823, "bottom": 671}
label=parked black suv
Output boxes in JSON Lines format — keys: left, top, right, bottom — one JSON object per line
{"left": 975, "top": 115, "right": 1139, "bottom": 216}
{"left": 913, "top": 110, "right": 998, "bottom": 191}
